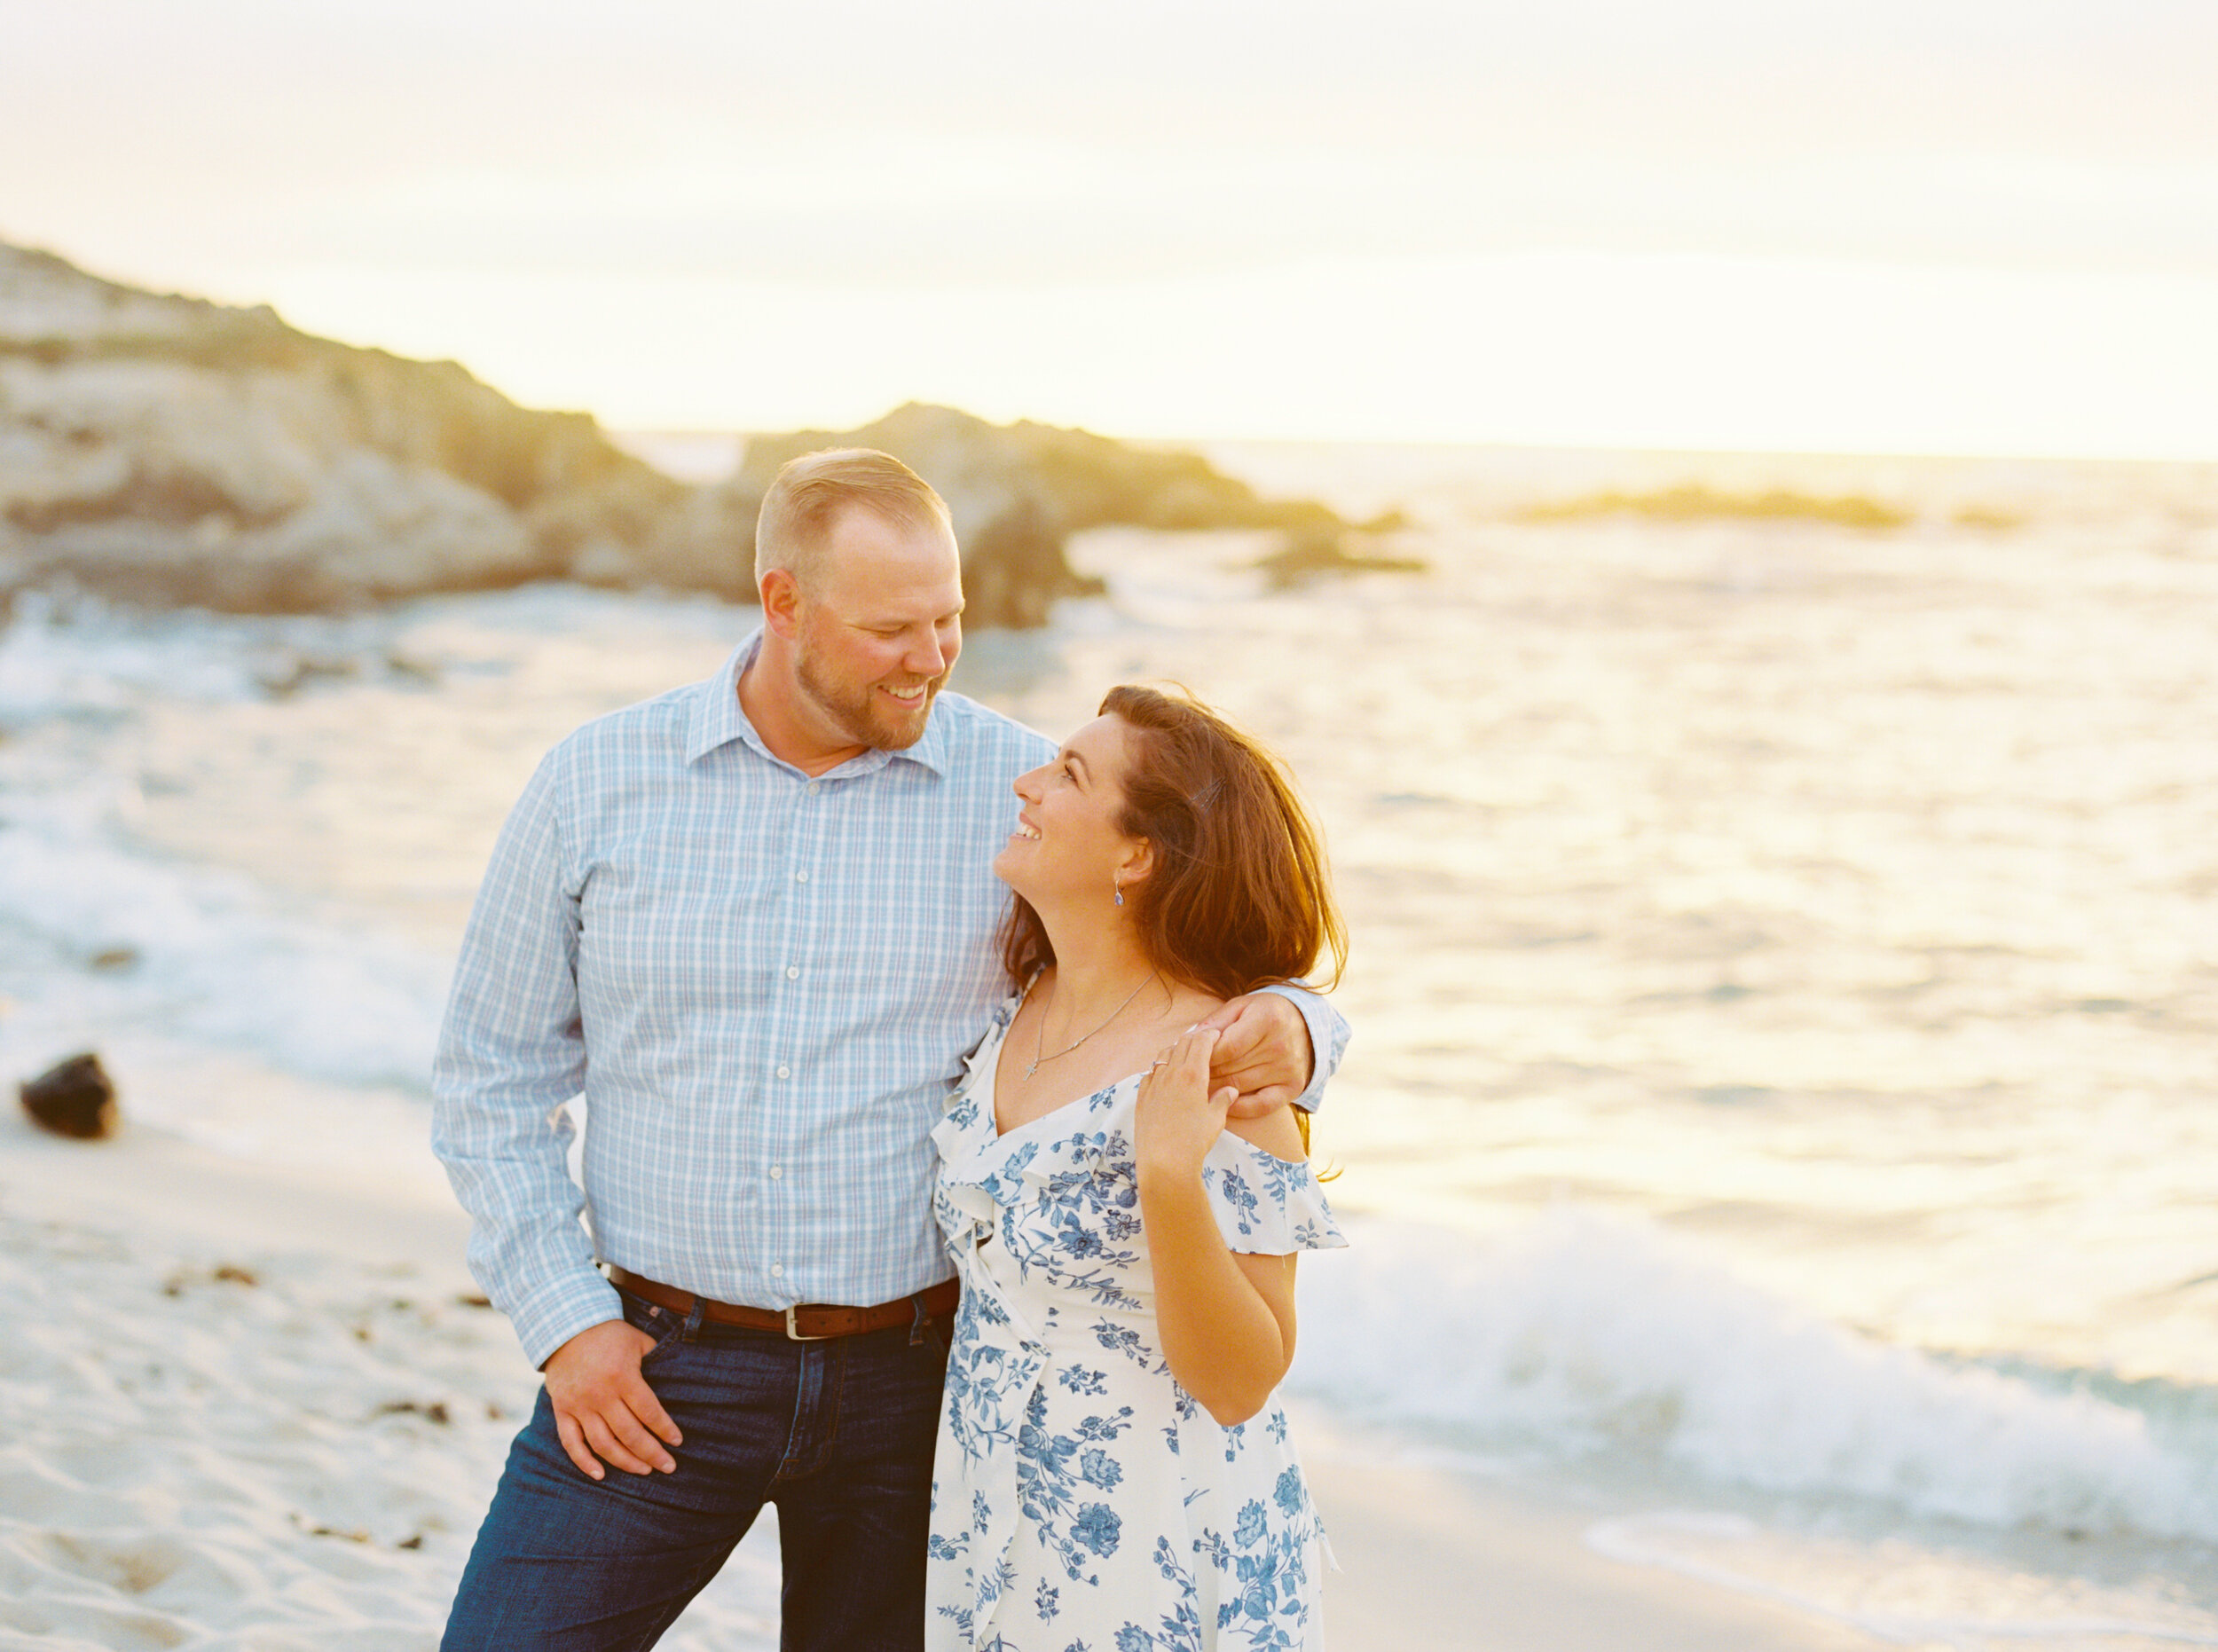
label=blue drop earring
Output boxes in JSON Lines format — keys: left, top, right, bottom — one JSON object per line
{"left": 1113, "top": 877, "right": 1124, "bottom": 907}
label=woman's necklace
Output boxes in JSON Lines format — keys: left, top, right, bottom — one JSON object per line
{"left": 1026, "top": 971, "right": 1160, "bottom": 1080}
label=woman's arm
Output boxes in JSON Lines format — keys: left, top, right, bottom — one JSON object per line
{"left": 1134, "top": 1027, "right": 1302, "bottom": 1426}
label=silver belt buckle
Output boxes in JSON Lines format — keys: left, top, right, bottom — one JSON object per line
{"left": 783, "top": 1304, "right": 833, "bottom": 1341}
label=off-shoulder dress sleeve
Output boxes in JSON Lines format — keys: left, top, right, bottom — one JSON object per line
{"left": 1199, "top": 1131, "right": 1347, "bottom": 1255}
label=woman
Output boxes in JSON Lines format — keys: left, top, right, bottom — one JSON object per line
{"left": 926, "top": 685, "right": 1346, "bottom": 1651}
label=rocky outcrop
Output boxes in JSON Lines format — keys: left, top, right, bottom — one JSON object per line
{"left": 1255, "top": 523, "right": 1428, "bottom": 590}
{"left": 671, "top": 402, "right": 1398, "bottom": 628}
{"left": 1, "top": 243, "right": 1394, "bottom": 626}
{"left": 0, "top": 241, "right": 686, "bottom": 611}
{"left": 1515, "top": 483, "right": 1911, "bottom": 530}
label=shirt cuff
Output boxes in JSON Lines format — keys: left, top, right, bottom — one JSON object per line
{"left": 507, "top": 1269, "right": 626, "bottom": 1370}
{"left": 1256, "top": 982, "right": 1349, "bottom": 1113}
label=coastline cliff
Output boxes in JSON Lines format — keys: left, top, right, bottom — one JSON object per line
{"left": 0, "top": 242, "right": 1378, "bottom": 626}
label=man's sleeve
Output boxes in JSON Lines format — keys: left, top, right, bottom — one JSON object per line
{"left": 1256, "top": 983, "right": 1349, "bottom": 1113}
{"left": 430, "top": 747, "right": 622, "bottom": 1367}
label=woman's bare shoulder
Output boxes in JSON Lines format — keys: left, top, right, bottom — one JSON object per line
{"left": 1166, "top": 983, "right": 1228, "bottom": 1023}
{"left": 1223, "top": 1102, "right": 1307, "bottom": 1163}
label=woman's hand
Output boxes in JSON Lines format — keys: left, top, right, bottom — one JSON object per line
{"left": 1135, "top": 1025, "right": 1237, "bottom": 1184}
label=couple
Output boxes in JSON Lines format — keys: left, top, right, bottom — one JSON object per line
{"left": 432, "top": 449, "right": 1349, "bottom": 1650}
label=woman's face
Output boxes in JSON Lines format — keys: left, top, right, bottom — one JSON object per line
{"left": 995, "top": 713, "right": 1147, "bottom": 910}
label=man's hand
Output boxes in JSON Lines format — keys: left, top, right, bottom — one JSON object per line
{"left": 542, "top": 1318, "right": 683, "bottom": 1480}
{"left": 1196, "top": 992, "right": 1315, "bottom": 1120}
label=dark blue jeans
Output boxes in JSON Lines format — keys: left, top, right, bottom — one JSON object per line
{"left": 442, "top": 1288, "right": 949, "bottom": 1651}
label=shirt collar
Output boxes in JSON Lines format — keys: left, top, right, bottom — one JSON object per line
{"left": 686, "top": 626, "right": 952, "bottom": 780}
{"left": 685, "top": 633, "right": 762, "bottom": 764}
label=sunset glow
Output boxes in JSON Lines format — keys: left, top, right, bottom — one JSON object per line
{"left": 5, "top": 0, "right": 2214, "bottom": 456}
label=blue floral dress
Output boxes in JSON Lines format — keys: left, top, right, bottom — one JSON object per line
{"left": 925, "top": 994, "right": 1347, "bottom": 1651}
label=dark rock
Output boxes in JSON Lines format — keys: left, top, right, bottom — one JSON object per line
{"left": 255, "top": 649, "right": 360, "bottom": 698}
{"left": 20, "top": 1051, "right": 118, "bottom": 1138}
{"left": 89, "top": 946, "right": 139, "bottom": 972}
{"left": 167, "top": 1262, "right": 261, "bottom": 1292}
{"left": 381, "top": 650, "right": 439, "bottom": 686}
{"left": 961, "top": 495, "right": 1105, "bottom": 630}
{"left": 1254, "top": 524, "right": 1428, "bottom": 590}
{"left": 374, "top": 1398, "right": 452, "bottom": 1424}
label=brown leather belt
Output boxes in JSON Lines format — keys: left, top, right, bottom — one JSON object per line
{"left": 608, "top": 1266, "right": 959, "bottom": 1342}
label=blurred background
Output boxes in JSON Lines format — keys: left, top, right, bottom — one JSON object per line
{"left": 3, "top": 4, "right": 2215, "bottom": 1648}
{"left": 8, "top": 0, "right": 2218, "bottom": 454}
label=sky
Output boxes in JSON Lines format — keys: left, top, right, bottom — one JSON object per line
{"left": 5, "top": 0, "right": 2216, "bottom": 456}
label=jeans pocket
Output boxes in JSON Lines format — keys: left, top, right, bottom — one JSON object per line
{"left": 617, "top": 1287, "right": 690, "bottom": 1368}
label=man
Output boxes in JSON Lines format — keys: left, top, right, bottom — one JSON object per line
{"left": 433, "top": 449, "right": 1344, "bottom": 1649}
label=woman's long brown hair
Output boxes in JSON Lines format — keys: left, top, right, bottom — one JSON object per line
{"left": 999, "top": 687, "right": 1346, "bottom": 1141}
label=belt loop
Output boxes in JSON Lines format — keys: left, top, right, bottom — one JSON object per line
{"left": 680, "top": 1295, "right": 706, "bottom": 1343}
{"left": 908, "top": 1291, "right": 930, "bottom": 1347}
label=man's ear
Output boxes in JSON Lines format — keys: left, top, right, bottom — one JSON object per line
{"left": 760, "top": 569, "right": 804, "bottom": 641}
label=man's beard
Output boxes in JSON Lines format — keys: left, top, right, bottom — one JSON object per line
{"left": 796, "top": 652, "right": 943, "bottom": 751}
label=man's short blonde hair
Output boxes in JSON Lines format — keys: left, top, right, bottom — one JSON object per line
{"left": 754, "top": 448, "right": 955, "bottom": 594}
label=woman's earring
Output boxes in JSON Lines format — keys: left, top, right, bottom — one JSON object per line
{"left": 1113, "top": 877, "right": 1124, "bottom": 908}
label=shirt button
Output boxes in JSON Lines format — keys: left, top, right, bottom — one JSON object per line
{"left": 775, "top": 1064, "right": 790, "bottom": 1079}
{"left": 784, "top": 965, "right": 799, "bottom": 980}
{"left": 771, "top": 1263, "right": 784, "bottom": 1278}
{"left": 769, "top": 1165, "right": 783, "bottom": 1180}
{"left": 806, "top": 782, "right": 819, "bottom": 796}
{"left": 794, "top": 870, "right": 809, "bottom": 884}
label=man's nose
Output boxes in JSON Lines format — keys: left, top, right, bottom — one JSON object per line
{"left": 905, "top": 633, "right": 948, "bottom": 677}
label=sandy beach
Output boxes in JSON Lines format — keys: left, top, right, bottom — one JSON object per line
{"left": 9, "top": 492, "right": 2215, "bottom": 1649}
{"left": 8, "top": 484, "right": 2218, "bottom": 1649}
{"left": 0, "top": 1111, "right": 1891, "bottom": 1652}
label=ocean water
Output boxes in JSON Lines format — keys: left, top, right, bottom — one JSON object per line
{"left": 3, "top": 441, "right": 2215, "bottom": 1646}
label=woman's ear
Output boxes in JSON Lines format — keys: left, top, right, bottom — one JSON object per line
{"left": 1116, "top": 838, "right": 1155, "bottom": 890}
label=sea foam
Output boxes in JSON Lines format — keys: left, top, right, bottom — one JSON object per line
{"left": 1290, "top": 1210, "right": 2218, "bottom": 1541}
{"left": 0, "top": 600, "right": 450, "bottom": 1091}
{"left": 0, "top": 808, "right": 447, "bottom": 1092}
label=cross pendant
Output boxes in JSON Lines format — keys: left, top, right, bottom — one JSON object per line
{"left": 1024, "top": 1058, "right": 1040, "bottom": 1080}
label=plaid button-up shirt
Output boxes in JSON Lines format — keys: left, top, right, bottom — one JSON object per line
{"left": 432, "top": 635, "right": 1346, "bottom": 1366}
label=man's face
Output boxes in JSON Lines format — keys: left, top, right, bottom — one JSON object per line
{"left": 790, "top": 506, "right": 964, "bottom": 752}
